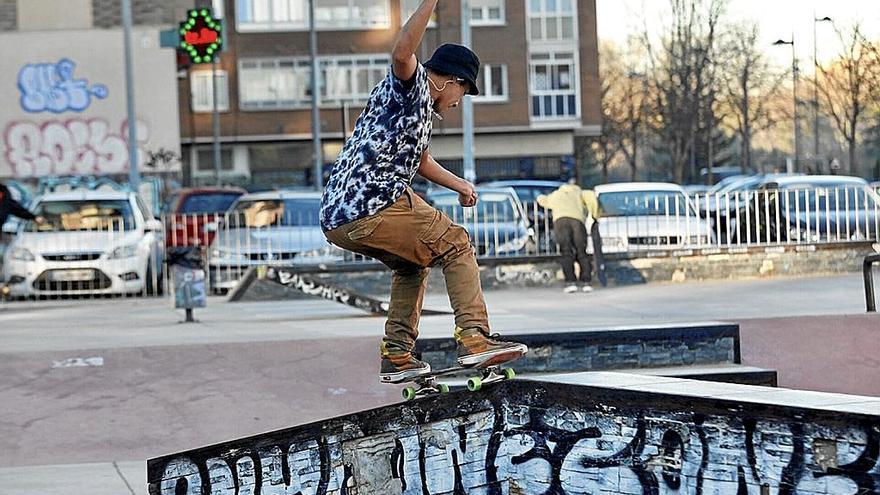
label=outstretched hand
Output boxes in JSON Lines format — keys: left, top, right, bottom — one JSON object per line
{"left": 458, "top": 180, "right": 478, "bottom": 207}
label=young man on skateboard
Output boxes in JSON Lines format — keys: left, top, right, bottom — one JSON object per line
{"left": 320, "top": 0, "right": 527, "bottom": 384}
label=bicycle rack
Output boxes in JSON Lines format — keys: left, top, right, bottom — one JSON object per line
{"left": 865, "top": 254, "right": 880, "bottom": 312}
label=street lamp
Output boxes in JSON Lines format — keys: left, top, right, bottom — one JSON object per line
{"left": 774, "top": 36, "right": 799, "bottom": 173}
{"left": 813, "top": 14, "right": 832, "bottom": 173}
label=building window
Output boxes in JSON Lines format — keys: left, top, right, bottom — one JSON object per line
{"left": 470, "top": 0, "right": 504, "bottom": 25}
{"left": 529, "top": 52, "right": 578, "bottom": 120}
{"left": 196, "top": 147, "right": 234, "bottom": 171}
{"left": 190, "top": 71, "right": 229, "bottom": 113}
{"left": 527, "top": 0, "right": 576, "bottom": 42}
{"left": 238, "top": 55, "right": 390, "bottom": 110}
{"left": 474, "top": 64, "right": 507, "bottom": 102}
{"left": 237, "top": 0, "right": 390, "bottom": 31}
{"left": 399, "top": 0, "right": 437, "bottom": 27}
{"left": 239, "top": 59, "right": 312, "bottom": 109}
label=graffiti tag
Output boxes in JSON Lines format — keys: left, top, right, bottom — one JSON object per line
{"left": 18, "top": 58, "right": 108, "bottom": 114}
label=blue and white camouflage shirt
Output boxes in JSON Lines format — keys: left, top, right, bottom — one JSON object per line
{"left": 320, "top": 64, "right": 433, "bottom": 231}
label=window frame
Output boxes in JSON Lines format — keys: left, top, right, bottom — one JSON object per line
{"left": 525, "top": 0, "right": 577, "bottom": 43}
{"left": 190, "top": 70, "right": 230, "bottom": 113}
{"left": 399, "top": 0, "right": 437, "bottom": 27}
{"left": 469, "top": 0, "right": 506, "bottom": 26}
{"left": 236, "top": 0, "right": 391, "bottom": 32}
{"left": 473, "top": 64, "right": 509, "bottom": 103}
{"left": 528, "top": 51, "right": 580, "bottom": 121}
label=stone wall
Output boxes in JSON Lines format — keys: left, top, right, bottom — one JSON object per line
{"left": 147, "top": 375, "right": 880, "bottom": 494}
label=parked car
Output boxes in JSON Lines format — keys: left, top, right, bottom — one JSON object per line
{"left": 2, "top": 190, "right": 165, "bottom": 297}
{"left": 163, "top": 187, "right": 245, "bottom": 248}
{"left": 207, "top": 191, "right": 344, "bottom": 292}
{"left": 730, "top": 175, "right": 880, "bottom": 244}
{"left": 594, "top": 182, "right": 715, "bottom": 253}
{"left": 427, "top": 187, "right": 535, "bottom": 256}
{"left": 479, "top": 179, "right": 565, "bottom": 226}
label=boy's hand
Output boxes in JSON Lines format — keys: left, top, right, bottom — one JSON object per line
{"left": 458, "top": 180, "right": 478, "bottom": 207}
{"left": 34, "top": 216, "right": 45, "bottom": 225}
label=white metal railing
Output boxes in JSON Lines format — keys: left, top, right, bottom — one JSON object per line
{"left": 3, "top": 185, "right": 878, "bottom": 301}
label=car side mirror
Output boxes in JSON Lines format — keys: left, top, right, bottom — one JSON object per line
{"left": 145, "top": 219, "right": 164, "bottom": 232}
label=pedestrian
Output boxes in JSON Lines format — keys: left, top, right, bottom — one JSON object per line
{"left": 320, "top": 0, "right": 527, "bottom": 384}
{"left": 0, "top": 182, "right": 44, "bottom": 231}
{"left": 537, "top": 181, "right": 600, "bottom": 293}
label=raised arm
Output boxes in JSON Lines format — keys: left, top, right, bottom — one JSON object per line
{"left": 392, "top": 0, "right": 438, "bottom": 82}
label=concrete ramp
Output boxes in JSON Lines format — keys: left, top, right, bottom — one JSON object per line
{"left": 147, "top": 373, "right": 880, "bottom": 494}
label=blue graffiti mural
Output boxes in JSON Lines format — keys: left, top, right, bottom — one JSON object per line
{"left": 17, "top": 58, "right": 108, "bottom": 114}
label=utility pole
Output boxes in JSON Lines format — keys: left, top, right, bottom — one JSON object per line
{"left": 460, "top": 0, "right": 476, "bottom": 184}
{"left": 309, "top": 0, "right": 323, "bottom": 190}
{"left": 813, "top": 14, "right": 832, "bottom": 173}
{"left": 121, "top": 0, "right": 140, "bottom": 190}
{"left": 774, "top": 36, "right": 799, "bottom": 173}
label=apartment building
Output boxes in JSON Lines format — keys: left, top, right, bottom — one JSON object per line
{"left": 182, "top": 0, "right": 600, "bottom": 187}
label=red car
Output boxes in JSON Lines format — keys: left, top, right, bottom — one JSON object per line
{"left": 164, "top": 187, "right": 245, "bottom": 247}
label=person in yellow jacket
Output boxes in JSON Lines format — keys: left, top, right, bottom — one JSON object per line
{"left": 537, "top": 181, "right": 601, "bottom": 293}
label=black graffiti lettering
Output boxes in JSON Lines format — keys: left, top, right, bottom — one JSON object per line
{"left": 813, "top": 425, "right": 880, "bottom": 493}
{"left": 660, "top": 429, "right": 684, "bottom": 489}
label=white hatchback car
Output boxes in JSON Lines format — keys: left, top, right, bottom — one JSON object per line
{"left": 2, "top": 190, "right": 165, "bottom": 297}
{"left": 593, "top": 182, "right": 716, "bottom": 253}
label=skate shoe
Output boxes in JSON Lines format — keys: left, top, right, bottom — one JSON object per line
{"left": 379, "top": 343, "right": 431, "bottom": 384}
{"left": 455, "top": 327, "right": 528, "bottom": 368}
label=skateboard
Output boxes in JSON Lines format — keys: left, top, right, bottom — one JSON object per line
{"left": 400, "top": 363, "right": 517, "bottom": 401}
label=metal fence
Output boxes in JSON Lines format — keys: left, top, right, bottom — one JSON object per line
{"left": 2, "top": 185, "right": 879, "bottom": 301}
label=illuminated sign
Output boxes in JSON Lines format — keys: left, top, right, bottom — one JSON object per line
{"left": 178, "top": 9, "right": 222, "bottom": 65}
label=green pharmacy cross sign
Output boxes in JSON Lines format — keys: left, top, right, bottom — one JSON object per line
{"left": 179, "top": 9, "right": 222, "bottom": 64}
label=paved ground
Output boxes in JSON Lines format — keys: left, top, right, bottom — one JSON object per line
{"left": 0, "top": 273, "right": 877, "bottom": 493}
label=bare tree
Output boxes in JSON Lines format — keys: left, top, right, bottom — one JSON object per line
{"left": 601, "top": 40, "right": 649, "bottom": 181}
{"left": 643, "top": 0, "right": 727, "bottom": 183}
{"left": 720, "top": 22, "right": 789, "bottom": 173}
{"left": 815, "top": 23, "right": 880, "bottom": 176}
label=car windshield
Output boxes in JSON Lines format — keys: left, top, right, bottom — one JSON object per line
{"left": 27, "top": 199, "right": 135, "bottom": 232}
{"left": 431, "top": 193, "right": 519, "bottom": 223}
{"left": 599, "top": 191, "right": 695, "bottom": 217}
{"left": 179, "top": 193, "right": 241, "bottom": 214}
{"left": 230, "top": 198, "right": 321, "bottom": 227}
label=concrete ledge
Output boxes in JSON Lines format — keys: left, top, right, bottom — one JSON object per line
{"left": 148, "top": 373, "right": 880, "bottom": 494}
{"left": 415, "top": 321, "right": 741, "bottom": 373}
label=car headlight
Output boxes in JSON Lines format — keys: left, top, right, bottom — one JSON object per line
{"left": 494, "top": 235, "right": 527, "bottom": 254}
{"left": 9, "top": 247, "right": 35, "bottom": 261}
{"left": 108, "top": 244, "right": 139, "bottom": 259}
{"left": 295, "top": 245, "right": 345, "bottom": 263}
{"left": 210, "top": 248, "right": 248, "bottom": 261}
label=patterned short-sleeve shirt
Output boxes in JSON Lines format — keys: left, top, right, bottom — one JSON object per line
{"left": 320, "top": 64, "right": 433, "bottom": 231}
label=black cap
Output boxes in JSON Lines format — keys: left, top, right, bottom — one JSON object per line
{"left": 423, "top": 44, "right": 480, "bottom": 95}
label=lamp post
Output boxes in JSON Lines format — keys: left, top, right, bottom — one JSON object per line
{"left": 813, "top": 14, "right": 832, "bottom": 172}
{"left": 309, "top": 0, "right": 323, "bottom": 190}
{"left": 774, "top": 36, "right": 799, "bottom": 173}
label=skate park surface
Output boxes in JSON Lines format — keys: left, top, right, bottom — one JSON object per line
{"left": 1, "top": 273, "right": 878, "bottom": 493}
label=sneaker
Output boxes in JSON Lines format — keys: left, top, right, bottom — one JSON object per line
{"left": 563, "top": 284, "right": 579, "bottom": 293}
{"left": 455, "top": 327, "right": 529, "bottom": 368}
{"left": 581, "top": 285, "right": 593, "bottom": 293}
{"left": 379, "top": 345, "right": 431, "bottom": 384}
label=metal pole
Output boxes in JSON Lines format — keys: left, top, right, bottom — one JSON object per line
{"left": 461, "top": 0, "right": 476, "bottom": 184}
{"left": 121, "top": 0, "right": 140, "bottom": 190}
{"left": 813, "top": 14, "right": 820, "bottom": 172}
{"left": 309, "top": 0, "right": 323, "bottom": 190}
{"left": 792, "top": 36, "right": 800, "bottom": 174}
{"left": 212, "top": 59, "right": 221, "bottom": 185}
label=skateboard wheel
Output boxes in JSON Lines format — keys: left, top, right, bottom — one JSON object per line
{"left": 467, "top": 377, "right": 482, "bottom": 392}
{"left": 438, "top": 384, "right": 450, "bottom": 394}
{"left": 402, "top": 387, "right": 416, "bottom": 401}
{"left": 503, "top": 368, "right": 516, "bottom": 380}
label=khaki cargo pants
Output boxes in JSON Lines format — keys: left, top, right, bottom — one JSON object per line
{"left": 324, "top": 188, "right": 489, "bottom": 354}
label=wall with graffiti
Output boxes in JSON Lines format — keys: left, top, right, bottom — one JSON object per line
{"left": 147, "top": 378, "right": 880, "bottom": 494}
{"left": 0, "top": 28, "right": 180, "bottom": 178}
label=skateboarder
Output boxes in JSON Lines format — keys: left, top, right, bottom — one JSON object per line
{"left": 320, "top": 0, "right": 527, "bottom": 384}
{"left": 537, "top": 181, "right": 603, "bottom": 292}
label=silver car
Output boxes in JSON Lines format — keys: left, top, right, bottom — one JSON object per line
{"left": 207, "top": 191, "right": 344, "bottom": 291}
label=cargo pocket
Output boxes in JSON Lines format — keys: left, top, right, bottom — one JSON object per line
{"left": 347, "top": 215, "right": 384, "bottom": 242}
{"left": 416, "top": 211, "right": 456, "bottom": 265}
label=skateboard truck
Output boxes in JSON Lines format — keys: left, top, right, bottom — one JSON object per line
{"left": 401, "top": 365, "right": 516, "bottom": 401}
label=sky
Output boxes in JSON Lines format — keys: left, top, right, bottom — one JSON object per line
{"left": 596, "top": 0, "right": 880, "bottom": 70}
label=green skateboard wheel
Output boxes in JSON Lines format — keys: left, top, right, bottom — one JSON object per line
{"left": 503, "top": 368, "right": 516, "bottom": 380}
{"left": 467, "top": 377, "right": 482, "bottom": 392}
{"left": 402, "top": 387, "right": 416, "bottom": 401}
{"left": 438, "top": 383, "right": 450, "bottom": 394}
